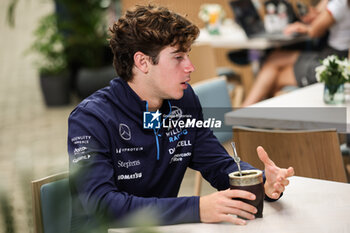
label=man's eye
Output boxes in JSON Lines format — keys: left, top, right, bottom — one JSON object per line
{"left": 176, "top": 56, "right": 184, "bottom": 60}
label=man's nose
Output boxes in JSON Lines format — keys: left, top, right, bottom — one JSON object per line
{"left": 184, "top": 57, "right": 195, "bottom": 73}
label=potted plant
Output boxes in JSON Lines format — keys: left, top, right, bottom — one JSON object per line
{"left": 30, "top": 13, "right": 70, "bottom": 106}
{"left": 54, "top": 0, "right": 117, "bottom": 98}
{"left": 7, "top": 0, "right": 120, "bottom": 99}
{"left": 315, "top": 55, "right": 350, "bottom": 105}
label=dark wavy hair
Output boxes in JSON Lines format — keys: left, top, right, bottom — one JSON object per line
{"left": 109, "top": 5, "right": 200, "bottom": 81}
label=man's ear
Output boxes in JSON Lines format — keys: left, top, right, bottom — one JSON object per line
{"left": 134, "top": 51, "right": 150, "bottom": 74}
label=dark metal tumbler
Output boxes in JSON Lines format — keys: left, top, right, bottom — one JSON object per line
{"left": 229, "top": 170, "right": 264, "bottom": 218}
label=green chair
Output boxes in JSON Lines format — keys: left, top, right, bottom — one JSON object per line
{"left": 192, "top": 76, "right": 234, "bottom": 143}
{"left": 32, "top": 171, "right": 71, "bottom": 233}
{"left": 192, "top": 76, "right": 234, "bottom": 195}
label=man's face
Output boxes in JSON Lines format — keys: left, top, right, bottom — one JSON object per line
{"left": 147, "top": 46, "right": 195, "bottom": 100}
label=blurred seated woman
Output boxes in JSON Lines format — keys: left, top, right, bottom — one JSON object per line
{"left": 242, "top": 0, "right": 350, "bottom": 107}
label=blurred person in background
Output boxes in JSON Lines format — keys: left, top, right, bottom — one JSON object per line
{"left": 242, "top": 0, "right": 350, "bottom": 107}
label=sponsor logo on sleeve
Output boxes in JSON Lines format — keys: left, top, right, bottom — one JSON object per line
{"left": 74, "top": 146, "right": 88, "bottom": 155}
{"left": 71, "top": 135, "right": 91, "bottom": 145}
{"left": 72, "top": 146, "right": 91, "bottom": 163}
{"left": 72, "top": 154, "right": 91, "bottom": 163}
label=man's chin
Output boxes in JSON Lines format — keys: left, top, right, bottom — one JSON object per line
{"left": 170, "top": 91, "right": 185, "bottom": 100}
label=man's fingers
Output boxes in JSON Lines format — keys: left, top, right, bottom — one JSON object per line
{"left": 224, "top": 199, "right": 257, "bottom": 215}
{"left": 222, "top": 205, "right": 256, "bottom": 220}
{"left": 224, "top": 189, "right": 256, "bottom": 200}
{"left": 256, "top": 146, "right": 275, "bottom": 167}
{"left": 287, "top": 167, "right": 295, "bottom": 176}
{"left": 279, "top": 167, "right": 294, "bottom": 180}
{"left": 274, "top": 182, "right": 285, "bottom": 193}
{"left": 221, "top": 189, "right": 258, "bottom": 219}
{"left": 280, "top": 178, "right": 290, "bottom": 187}
{"left": 221, "top": 214, "right": 247, "bottom": 225}
{"left": 200, "top": 189, "right": 259, "bottom": 224}
{"left": 270, "top": 192, "right": 280, "bottom": 199}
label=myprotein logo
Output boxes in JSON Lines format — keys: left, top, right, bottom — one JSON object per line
{"left": 115, "top": 146, "right": 144, "bottom": 154}
{"left": 143, "top": 110, "right": 161, "bottom": 129}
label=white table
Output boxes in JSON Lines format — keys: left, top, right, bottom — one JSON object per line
{"left": 108, "top": 176, "right": 350, "bottom": 233}
{"left": 195, "top": 21, "right": 309, "bottom": 50}
{"left": 225, "top": 83, "right": 349, "bottom": 132}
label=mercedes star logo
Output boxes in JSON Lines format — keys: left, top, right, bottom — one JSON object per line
{"left": 119, "top": 123, "right": 131, "bottom": 140}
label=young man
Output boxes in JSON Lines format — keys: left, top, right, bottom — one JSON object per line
{"left": 68, "top": 5, "right": 294, "bottom": 231}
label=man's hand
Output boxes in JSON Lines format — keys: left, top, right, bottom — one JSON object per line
{"left": 257, "top": 146, "right": 294, "bottom": 200}
{"left": 199, "top": 189, "right": 257, "bottom": 225}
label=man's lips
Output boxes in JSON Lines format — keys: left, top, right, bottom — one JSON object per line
{"left": 180, "top": 81, "right": 189, "bottom": 89}
{"left": 182, "top": 78, "right": 190, "bottom": 84}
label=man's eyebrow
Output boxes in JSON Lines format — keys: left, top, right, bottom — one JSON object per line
{"left": 171, "top": 48, "right": 191, "bottom": 54}
{"left": 171, "top": 50, "right": 182, "bottom": 54}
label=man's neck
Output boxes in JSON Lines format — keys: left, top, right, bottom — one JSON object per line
{"left": 127, "top": 80, "right": 163, "bottom": 111}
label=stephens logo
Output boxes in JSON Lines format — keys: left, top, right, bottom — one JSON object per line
{"left": 118, "top": 160, "right": 141, "bottom": 168}
{"left": 143, "top": 110, "right": 161, "bottom": 129}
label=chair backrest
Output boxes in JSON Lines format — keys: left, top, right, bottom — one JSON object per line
{"left": 32, "top": 171, "right": 71, "bottom": 233}
{"left": 233, "top": 127, "right": 348, "bottom": 183}
{"left": 189, "top": 43, "right": 217, "bottom": 85}
{"left": 192, "top": 76, "right": 233, "bottom": 143}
